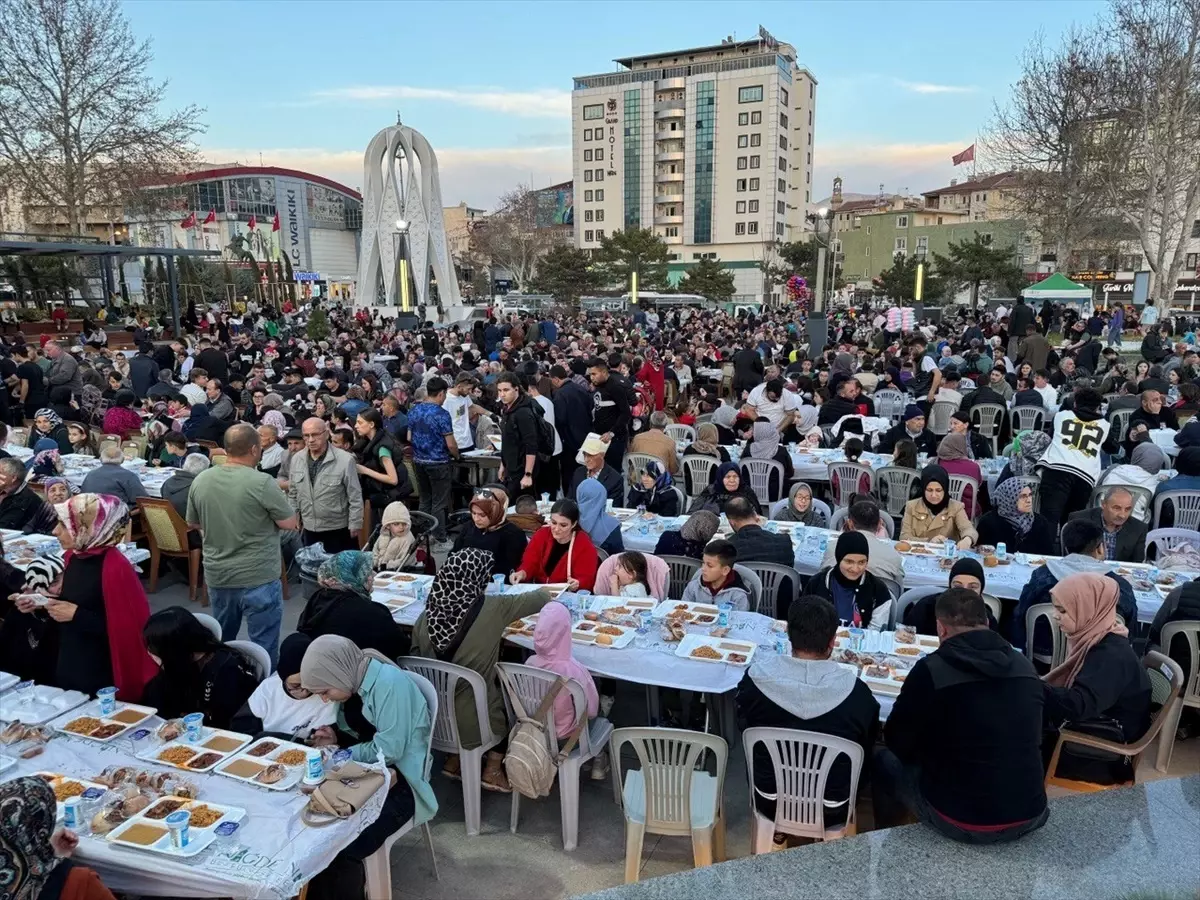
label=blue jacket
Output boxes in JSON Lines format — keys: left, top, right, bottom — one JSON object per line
{"left": 1011, "top": 562, "right": 1136, "bottom": 654}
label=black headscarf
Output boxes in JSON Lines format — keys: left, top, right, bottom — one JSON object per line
{"left": 948, "top": 557, "right": 986, "bottom": 592}
{"left": 832, "top": 531, "right": 870, "bottom": 588}
{"left": 919, "top": 464, "right": 951, "bottom": 516}
{"left": 277, "top": 633, "right": 312, "bottom": 683}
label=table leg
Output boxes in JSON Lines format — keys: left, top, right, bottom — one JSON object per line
{"left": 646, "top": 685, "right": 661, "bottom": 725}
{"left": 706, "top": 691, "right": 737, "bottom": 745}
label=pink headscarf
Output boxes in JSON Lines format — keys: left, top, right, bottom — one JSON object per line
{"left": 526, "top": 602, "right": 599, "bottom": 738}
{"left": 1044, "top": 572, "right": 1128, "bottom": 688}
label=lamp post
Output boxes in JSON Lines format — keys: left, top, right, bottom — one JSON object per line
{"left": 392, "top": 218, "right": 411, "bottom": 312}
{"left": 804, "top": 206, "right": 836, "bottom": 358}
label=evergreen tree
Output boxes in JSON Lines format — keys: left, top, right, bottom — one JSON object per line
{"left": 530, "top": 245, "right": 601, "bottom": 305}
{"left": 594, "top": 228, "right": 670, "bottom": 291}
{"left": 873, "top": 253, "right": 945, "bottom": 304}
{"left": 932, "top": 235, "right": 1025, "bottom": 310}
{"left": 306, "top": 304, "right": 330, "bottom": 341}
{"left": 680, "top": 257, "right": 737, "bottom": 301}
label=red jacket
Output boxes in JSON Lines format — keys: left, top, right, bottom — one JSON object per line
{"left": 102, "top": 406, "right": 144, "bottom": 440}
{"left": 637, "top": 362, "right": 666, "bottom": 411}
{"left": 517, "top": 526, "right": 599, "bottom": 591}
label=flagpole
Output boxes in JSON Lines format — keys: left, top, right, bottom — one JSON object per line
{"left": 972, "top": 132, "right": 978, "bottom": 180}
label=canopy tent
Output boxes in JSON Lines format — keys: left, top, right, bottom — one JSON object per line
{"left": 1022, "top": 272, "right": 1093, "bottom": 303}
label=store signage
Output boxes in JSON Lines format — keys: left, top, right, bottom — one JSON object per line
{"left": 286, "top": 188, "right": 301, "bottom": 266}
{"left": 293, "top": 271, "right": 320, "bottom": 282}
{"left": 605, "top": 97, "right": 619, "bottom": 177}
{"left": 1071, "top": 270, "right": 1115, "bottom": 282}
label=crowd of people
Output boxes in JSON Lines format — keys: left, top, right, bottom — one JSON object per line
{"left": 0, "top": 292, "right": 1198, "bottom": 897}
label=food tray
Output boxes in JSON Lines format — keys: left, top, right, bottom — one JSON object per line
{"left": 675, "top": 633, "right": 756, "bottom": 666}
{"left": 53, "top": 702, "right": 157, "bottom": 743}
{"left": 372, "top": 571, "right": 427, "bottom": 591}
{"left": 585, "top": 595, "right": 657, "bottom": 614}
{"left": 541, "top": 583, "right": 571, "bottom": 600}
{"left": 859, "top": 664, "right": 908, "bottom": 694}
{"left": 36, "top": 771, "right": 111, "bottom": 821}
{"left": 652, "top": 600, "right": 722, "bottom": 625}
{"left": 140, "top": 727, "right": 252, "bottom": 772}
{"left": 571, "top": 621, "right": 635, "bottom": 649}
{"left": 0, "top": 672, "right": 17, "bottom": 692}
{"left": 893, "top": 541, "right": 942, "bottom": 556}
{"left": 107, "top": 797, "right": 246, "bottom": 859}
{"left": 502, "top": 614, "right": 539, "bottom": 638}
{"left": 214, "top": 737, "right": 309, "bottom": 791}
{"left": 0, "top": 686, "right": 88, "bottom": 725}
{"left": 374, "top": 593, "right": 418, "bottom": 615}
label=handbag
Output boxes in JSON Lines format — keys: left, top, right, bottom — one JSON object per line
{"left": 300, "top": 761, "right": 387, "bottom": 826}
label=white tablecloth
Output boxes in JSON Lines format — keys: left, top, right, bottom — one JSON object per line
{"left": 60, "top": 457, "right": 174, "bottom": 498}
{"left": 0, "top": 717, "right": 385, "bottom": 898}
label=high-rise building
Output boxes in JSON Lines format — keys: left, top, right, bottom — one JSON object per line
{"left": 571, "top": 31, "right": 817, "bottom": 300}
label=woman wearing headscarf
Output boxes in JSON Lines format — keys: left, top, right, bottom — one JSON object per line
{"left": 996, "top": 429, "right": 1052, "bottom": 488}
{"left": 48, "top": 494, "right": 157, "bottom": 699}
{"left": 681, "top": 422, "right": 730, "bottom": 495}
{"left": 28, "top": 407, "right": 72, "bottom": 455}
{"left": 626, "top": 459, "right": 679, "bottom": 517}
{"left": 300, "top": 635, "right": 438, "bottom": 900}
{"left": 510, "top": 499, "right": 600, "bottom": 591}
{"left": 452, "top": 487, "right": 528, "bottom": 577}
{"left": 653, "top": 509, "right": 720, "bottom": 560}
{"left": 709, "top": 402, "right": 741, "bottom": 445}
{"left": 745, "top": 418, "right": 794, "bottom": 498}
{"left": 774, "top": 482, "right": 821, "bottom": 526}
{"left": 900, "top": 465, "right": 978, "bottom": 549}
{"left": 806, "top": 532, "right": 893, "bottom": 629}
{"left": 1042, "top": 572, "right": 1151, "bottom": 784}
{"left": 414, "top": 548, "right": 552, "bottom": 791}
{"left": 0, "top": 553, "right": 63, "bottom": 684}
{"left": 0, "top": 777, "right": 117, "bottom": 900}
{"left": 298, "top": 550, "right": 409, "bottom": 659}
{"left": 576, "top": 477, "right": 624, "bottom": 555}
{"left": 372, "top": 501, "right": 416, "bottom": 571}
{"left": 687, "top": 461, "right": 758, "bottom": 514}
{"left": 934, "top": 433, "right": 983, "bottom": 519}
{"left": 234, "top": 632, "right": 339, "bottom": 739}
{"left": 261, "top": 408, "right": 288, "bottom": 434}
{"left": 1097, "top": 442, "right": 1166, "bottom": 521}
{"left": 636, "top": 347, "right": 666, "bottom": 412}
{"left": 27, "top": 438, "right": 64, "bottom": 481}
{"left": 976, "top": 478, "right": 1055, "bottom": 554}
{"left": 181, "top": 402, "right": 225, "bottom": 443}
{"left": 526, "top": 601, "right": 600, "bottom": 740}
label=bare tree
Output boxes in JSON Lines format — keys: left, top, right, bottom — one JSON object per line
{"left": 468, "top": 185, "right": 563, "bottom": 291}
{"left": 0, "top": 0, "right": 205, "bottom": 234}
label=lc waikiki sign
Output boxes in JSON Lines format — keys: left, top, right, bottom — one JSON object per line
{"left": 274, "top": 176, "right": 311, "bottom": 270}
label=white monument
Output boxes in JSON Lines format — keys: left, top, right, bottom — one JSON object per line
{"left": 357, "top": 121, "right": 465, "bottom": 321}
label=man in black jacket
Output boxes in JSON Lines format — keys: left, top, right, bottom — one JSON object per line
{"left": 736, "top": 595, "right": 879, "bottom": 825}
{"left": 496, "top": 372, "right": 541, "bottom": 501}
{"left": 0, "top": 458, "right": 58, "bottom": 534}
{"left": 1008, "top": 297, "right": 1036, "bottom": 359}
{"left": 550, "top": 364, "right": 594, "bottom": 497}
{"left": 731, "top": 343, "right": 765, "bottom": 400}
{"left": 587, "top": 358, "right": 632, "bottom": 470}
{"left": 194, "top": 337, "right": 229, "bottom": 383}
{"left": 875, "top": 588, "right": 1049, "bottom": 843}
{"left": 726, "top": 497, "right": 795, "bottom": 567}
{"left": 128, "top": 342, "right": 160, "bottom": 400}
{"left": 1124, "top": 387, "right": 1178, "bottom": 458}
{"left": 876, "top": 404, "right": 937, "bottom": 456}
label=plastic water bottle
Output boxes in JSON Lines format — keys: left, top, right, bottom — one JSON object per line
{"left": 717, "top": 603, "right": 731, "bottom": 628}
{"left": 944, "top": 538, "right": 956, "bottom": 559}
{"left": 775, "top": 636, "right": 789, "bottom": 655}
{"left": 995, "top": 542, "right": 1007, "bottom": 561}
{"left": 819, "top": 533, "right": 829, "bottom": 554}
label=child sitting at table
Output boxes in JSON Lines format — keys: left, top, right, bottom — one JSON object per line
{"left": 155, "top": 432, "right": 189, "bottom": 468}
{"left": 234, "top": 633, "right": 338, "bottom": 740}
{"left": 608, "top": 551, "right": 651, "bottom": 598}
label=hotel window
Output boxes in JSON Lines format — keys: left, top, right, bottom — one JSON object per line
{"left": 738, "top": 135, "right": 748, "bottom": 148}
{"left": 584, "top": 190, "right": 593, "bottom": 202}
{"left": 584, "top": 150, "right": 593, "bottom": 161}
{"left": 595, "top": 189, "right": 604, "bottom": 201}
{"left": 735, "top": 222, "right": 746, "bottom": 235}
{"left": 777, "top": 178, "right": 786, "bottom": 192}
{"left": 779, "top": 135, "right": 788, "bottom": 150}
{"left": 779, "top": 112, "right": 788, "bottom": 129}
{"left": 584, "top": 170, "right": 593, "bottom": 182}
{"left": 750, "top": 155, "right": 760, "bottom": 169}
{"left": 737, "top": 157, "right": 748, "bottom": 170}
{"left": 777, "top": 200, "right": 786, "bottom": 215}
{"left": 584, "top": 210, "right": 593, "bottom": 222}
{"left": 595, "top": 209, "right": 604, "bottom": 222}
{"left": 738, "top": 112, "right": 749, "bottom": 126}
{"left": 583, "top": 128, "right": 592, "bottom": 140}
{"left": 749, "top": 200, "right": 759, "bottom": 213}
{"left": 751, "top": 111, "right": 762, "bottom": 124}
{"left": 749, "top": 178, "right": 760, "bottom": 190}
{"left": 585, "top": 229, "right": 594, "bottom": 241}
{"left": 736, "top": 179, "right": 747, "bottom": 191}
{"left": 738, "top": 85, "right": 764, "bottom": 103}
{"left": 780, "top": 87, "right": 789, "bottom": 105}
{"left": 749, "top": 221, "right": 759, "bottom": 234}
{"left": 736, "top": 201, "right": 746, "bottom": 214}
{"left": 750, "top": 133, "right": 761, "bottom": 147}
{"left": 596, "top": 148, "right": 604, "bottom": 161}
{"left": 594, "top": 169, "right": 604, "bottom": 181}
{"left": 596, "top": 229, "right": 605, "bottom": 240}
{"left": 583, "top": 104, "right": 603, "bottom": 120}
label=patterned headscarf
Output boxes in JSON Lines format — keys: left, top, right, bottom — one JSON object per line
{"left": 317, "top": 550, "right": 374, "bottom": 598}
{"left": 424, "top": 548, "right": 494, "bottom": 658}
{"left": 61, "top": 493, "right": 130, "bottom": 554}
{"left": 40, "top": 476, "right": 76, "bottom": 501}
{"left": 748, "top": 419, "right": 781, "bottom": 461}
{"left": 1009, "top": 430, "right": 1051, "bottom": 477}
{"left": 0, "top": 776, "right": 62, "bottom": 900}
{"left": 638, "top": 459, "right": 673, "bottom": 505}
{"left": 261, "top": 410, "right": 287, "bottom": 432}
{"left": 32, "top": 408, "right": 62, "bottom": 432}
{"left": 690, "top": 423, "right": 720, "bottom": 458}
{"left": 22, "top": 553, "right": 65, "bottom": 592}
{"left": 994, "top": 477, "right": 1035, "bottom": 535}
{"left": 679, "top": 510, "right": 720, "bottom": 545}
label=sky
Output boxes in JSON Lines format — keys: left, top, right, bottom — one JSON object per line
{"left": 124, "top": 0, "right": 1106, "bottom": 210}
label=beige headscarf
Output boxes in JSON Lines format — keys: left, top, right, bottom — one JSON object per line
{"left": 373, "top": 502, "right": 415, "bottom": 570}
{"left": 300, "top": 634, "right": 397, "bottom": 694}
{"left": 1044, "top": 572, "right": 1128, "bottom": 688}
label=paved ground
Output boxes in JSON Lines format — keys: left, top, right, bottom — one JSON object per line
{"left": 144, "top": 565, "right": 1200, "bottom": 900}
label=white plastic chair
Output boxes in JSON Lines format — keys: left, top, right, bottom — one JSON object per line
{"left": 226, "top": 639, "right": 271, "bottom": 680}
{"left": 969, "top": 403, "right": 1006, "bottom": 457}
{"left": 828, "top": 506, "right": 893, "bottom": 539}
{"left": 739, "top": 458, "right": 786, "bottom": 510}
{"left": 495, "top": 663, "right": 614, "bottom": 851}
{"left": 1089, "top": 483, "right": 1155, "bottom": 523}
{"left": 193, "top": 613, "right": 222, "bottom": 641}
{"left": 875, "top": 466, "right": 919, "bottom": 517}
{"left": 1025, "top": 602, "right": 1066, "bottom": 668}
{"left": 363, "top": 672, "right": 440, "bottom": 897}
{"left": 741, "top": 561, "right": 802, "bottom": 619}
{"left": 947, "top": 473, "right": 980, "bottom": 519}
{"left": 609, "top": 727, "right": 728, "bottom": 884}
{"left": 1010, "top": 405, "right": 1046, "bottom": 434}
{"left": 1108, "top": 407, "right": 1134, "bottom": 451}
{"left": 827, "top": 461, "right": 874, "bottom": 510}
{"left": 891, "top": 585, "right": 942, "bottom": 630}
{"left": 1145, "top": 527, "right": 1199, "bottom": 562}
{"left": 397, "top": 657, "right": 502, "bottom": 836}
{"left": 682, "top": 455, "right": 718, "bottom": 500}
{"left": 769, "top": 497, "right": 831, "bottom": 528}
{"left": 1153, "top": 490, "right": 1200, "bottom": 531}
{"left": 742, "top": 727, "right": 864, "bottom": 851}
{"left": 665, "top": 424, "right": 696, "bottom": 444}
{"left": 661, "top": 555, "right": 701, "bottom": 601}
{"left": 623, "top": 452, "right": 662, "bottom": 486}
{"left": 929, "top": 400, "right": 958, "bottom": 435}
{"left": 873, "top": 389, "right": 906, "bottom": 424}
{"left": 1156, "top": 621, "right": 1200, "bottom": 771}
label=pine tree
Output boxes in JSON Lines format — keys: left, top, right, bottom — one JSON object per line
{"left": 306, "top": 304, "right": 330, "bottom": 341}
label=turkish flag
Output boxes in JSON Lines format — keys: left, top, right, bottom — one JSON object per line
{"left": 952, "top": 143, "right": 976, "bottom": 166}
{"left": 202, "top": 209, "right": 216, "bottom": 225}
{"left": 247, "top": 214, "right": 257, "bottom": 230}
{"left": 272, "top": 213, "right": 280, "bottom": 232}
{"left": 180, "top": 211, "right": 196, "bottom": 229}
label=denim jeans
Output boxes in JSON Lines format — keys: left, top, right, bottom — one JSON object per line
{"left": 206, "top": 578, "right": 284, "bottom": 670}
{"left": 414, "top": 461, "right": 452, "bottom": 540}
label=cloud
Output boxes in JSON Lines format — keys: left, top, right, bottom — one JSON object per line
{"left": 200, "top": 145, "right": 572, "bottom": 209}
{"left": 894, "top": 79, "right": 976, "bottom": 95}
{"left": 311, "top": 85, "right": 570, "bottom": 118}
{"left": 812, "top": 140, "right": 971, "bottom": 200}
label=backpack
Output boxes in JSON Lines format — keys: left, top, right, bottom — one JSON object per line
{"left": 532, "top": 402, "right": 556, "bottom": 461}
{"left": 498, "top": 670, "right": 585, "bottom": 799}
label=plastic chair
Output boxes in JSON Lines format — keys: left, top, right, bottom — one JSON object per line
{"left": 928, "top": 400, "right": 958, "bottom": 436}
{"left": 969, "top": 403, "right": 1006, "bottom": 457}
{"left": 1025, "top": 602, "right": 1065, "bottom": 668}
{"left": 1010, "top": 406, "right": 1046, "bottom": 434}
{"left": 495, "top": 663, "right": 614, "bottom": 851}
{"left": 193, "top": 612, "right": 222, "bottom": 641}
{"left": 1107, "top": 408, "right": 1134, "bottom": 452}
{"left": 826, "top": 461, "right": 874, "bottom": 510}
{"left": 136, "top": 498, "right": 204, "bottom": 604}
{"left": 396, "top": 657, "right": 502, "bottom": 836}
{"left": 742, "top": 727, "right": 864, "bottom": 851}
{"left": 682, "top": 455, "right": 718, "bottom": 500}
{"left": 661, "top": 555, "right": 701, "bottom": 601}
{"left": 740, "top": 561, "right": 802, "bottom": 619}
{"left": 622, "top": 452, "right": 662, "bottom": 486}
{"left": 875, "top": 466, "right": 919, "bottom": 518}
{"left": 363, "top": 672, "right": 440, "bottom": 896}
{"left": 739, "top": 458, "right": 786, "bottom": 511}
{"left": 891, "top": 585, "right": 941, "bottom": 630}
{"left": 1155, "top": 621, "right": 1200, "bottom": 770}
{"left": 873, "top": 390, "right": 906, "bottom": 424}
{"left": 1008, "top": 475, "right": 1043, "bottom": 514}
{"left": 769, "top": 497, "right": 831, "bottom": 528}
{"left": 609, "top": 727, "right": 728, "bottom": 884}
{"left": 1045, "top": 652, "right": 1183, "bottom": 790}
{"left": 665, "top": 424, "right": 696, "bottom": 444}
{"left": 227, "top": 639, "right": 271, "bottom": 679}
{"left": 827, "top": 507, "right": 893, "bottom": 539}
{"left": 1145, "top": 527, "right": 1199, "bottom": 562}
{"left": 947, "top": 473, "right": 980, "bottom": 519}
{"left": 1088, "top": 483, "right": 1155, "bottom": 523}
{"left": 1152, "top": 489, "right": 1200, "bottom": 530}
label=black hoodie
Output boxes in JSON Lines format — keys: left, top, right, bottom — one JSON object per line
{"left": 296, "top": 587, "right": 410, "bottom": 659}
{"left": 885, "top": 628, "right": 1047, "bottom": 828}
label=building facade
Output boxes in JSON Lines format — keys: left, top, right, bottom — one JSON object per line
{"left": 571, "top": 32, "right": 817, "bottom": 301}
{"left": 921, "top": 172, "right": 1020, "bottom": 222}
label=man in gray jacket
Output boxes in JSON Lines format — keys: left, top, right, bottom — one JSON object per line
{"left": 288, "top": 417, "right": 363, "bottom": 553}
{"left": 45, "top": 341, "right": 83, "bottom": 400}
{"left": 80, "top": 444, "right": 148, "bottom": 508}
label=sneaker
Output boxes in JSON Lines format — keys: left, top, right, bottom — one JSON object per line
{"left": 590, "top": 751, "right": 610, "bottom": 781}
{"left": 599, "top": 694, "right": 615, "bottom": 718}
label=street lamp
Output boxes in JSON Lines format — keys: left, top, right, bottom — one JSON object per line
{"left": 392, "top": 219, "right": 411, "bottom": 312}
{"left": 803, "top": 206, "right": 836, "bottom": 357}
